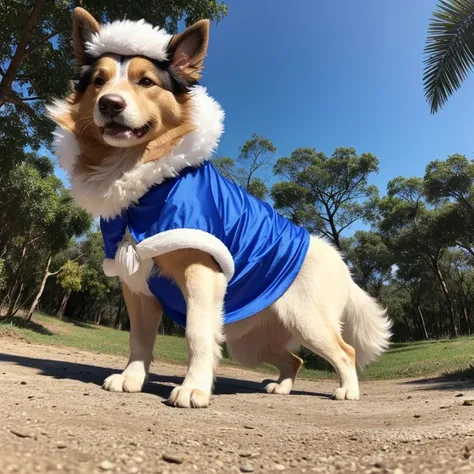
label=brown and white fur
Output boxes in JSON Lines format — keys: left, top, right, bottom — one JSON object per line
{"left": 48, "top": 8, "right": 391, "bottom": 408}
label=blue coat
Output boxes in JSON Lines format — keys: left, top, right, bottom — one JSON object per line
{"left": 101, "top": 162, "right": 310, "bottom": 327}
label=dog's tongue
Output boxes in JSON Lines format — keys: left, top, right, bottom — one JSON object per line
{"left": 104, "top": 124, "right": 136, "bottom": 139}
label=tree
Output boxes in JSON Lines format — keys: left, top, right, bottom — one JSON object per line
{"left": 344, "top": 231, "right": 393, "bottom": 297}
{"left": 0, "top": 1, "right": 227, "bottom": 166}
{"left": 213, "top": 134, "right": 276, "bottom": 199}
{"left": 423, "top": 0, "right": 474, "bottom": 113}
{"left": 376, "top": 177, "right": 461, "bottom": 337}
{"left": 57, "top": 260, "right": 83, "bottom": 317}
{"left": 424, "top": 154, "right": 474, "bottom": 258}
{"left": 271, "top": 147, "right": 379, "bottom": 250}
{"left": 0, "top": 153, "right": 91, "bottom": 319}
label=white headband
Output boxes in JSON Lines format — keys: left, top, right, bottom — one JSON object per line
{"left": 85, "top": 19, "right": 172, "bottom": 61}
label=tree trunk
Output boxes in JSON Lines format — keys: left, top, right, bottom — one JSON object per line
{"left": 5, "top": 243, "right": 28, "bottom": 316}
{"left": 114, "top": 295, "right": 123, "bottom": 329}
{"left": 460, "top": 302, "right": 471, "bottom": 335}
{"left": 25, "top": 255, "right": 52, "bottom": 321}
{"left": 429, "top": 258, "right": 459, "bottom": 338}
{"left": 417, "top": 304, "right": 429, "bottom": 340}
{"left": 57, "top": 290, "right": 71, "bottom": 318}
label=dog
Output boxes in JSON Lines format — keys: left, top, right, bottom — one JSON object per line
{"left": 47, "top": 7, "right": 391, "bottom": 408}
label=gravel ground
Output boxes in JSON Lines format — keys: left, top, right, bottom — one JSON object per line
{"left": 0, "top": 338, "right": 473, "bottom": 474}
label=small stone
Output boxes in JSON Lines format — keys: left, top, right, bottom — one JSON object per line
{"left": 56, "top": 442, "right": 67, "bottom": 449}
{"left": 162, "top": 453, "right": 183, "bottom": 464}
{"left": 406, "top": 395, "right": 412, "bottom": 399}
{"left": 414, "top": 414, "right": 421, "bottom": 418}
{"left": 455, "top": 393, "right": 464, "bottom": 397}
{"left": 243, "top": 425, "right": 255, "bottom": 430}
{"left": 10, "top": 428, "right": 33, "bottom": 438}
{"left": 20, "top": 381, "right": 27, "bottom": 385}
{"left": 239, "top": 453, "right": 253, "bottom": 458}
{"left": 274, "top": 464, "right": 285, "bottom": 471}
{"left": 374, "top": 462, "right": 386, "bottom": 469}
{"left": 463, "top": 446, "right": 471, "bottom": 459}
{"left": 240, "top": 464, "right": 254, "bottom": 473}
{"left": 99, "top": 460, "right": 115, "bottom": 471}
{"left": 462, "top": 400, "right": 474, "bottom": 406}
{"left": 73, "top": 452, "right": 89, "bottom": 463}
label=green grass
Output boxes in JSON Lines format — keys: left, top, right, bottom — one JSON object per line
{"left": 1, "top": 313, "right": 473, "bottom": 381}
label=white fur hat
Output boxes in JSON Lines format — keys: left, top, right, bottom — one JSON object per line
{"left": 85, "top": 19, "right": 172, "bottom": 61}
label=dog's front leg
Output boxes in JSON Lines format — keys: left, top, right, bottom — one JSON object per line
{"left": 155, "top": 250, "right": 226, "bottom": 408}
{"left": 103, "top": 282, "right": 163, "bottom": 392}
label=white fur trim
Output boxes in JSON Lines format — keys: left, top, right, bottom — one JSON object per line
{"left": 51, "top": 86, "right": 224, "bottom": 219}
{"left": 85, "top": 19, "right": 171, "bottom": 61}
{"left": 103, "top": 258, "right": 117, "bottom": 277}
{"left": 135, "top": 229, "right": 235, "bottom": 281}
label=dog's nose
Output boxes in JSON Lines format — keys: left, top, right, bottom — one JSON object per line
{"left": 98, "top": 94, "right": 126, "bottom": 116}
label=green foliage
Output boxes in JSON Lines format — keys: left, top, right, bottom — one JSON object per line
{"left": 57, "top": 260, "right": 83, "bottom": 293}
{"left": 424, "top": 0, "right": 474, "bottom": 113}
{"left": 213, "top": 134, "right": 276, "bottom": 200}
{"left": 344, "top": 231, "right": 393, "bottom": 297}
{"left": 272, "top": 147, "right": 379, "bottom": 249}
{"left": 0, "top": 259, "right": 7, "bottom": 292}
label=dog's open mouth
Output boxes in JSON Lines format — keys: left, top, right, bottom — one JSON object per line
{"left": 101, "top": 121, "right": 153, "bottom": 140}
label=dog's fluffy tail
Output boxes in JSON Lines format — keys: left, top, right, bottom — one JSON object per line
{"left": 342, "top": 281, "right": 392, "bottom": 368}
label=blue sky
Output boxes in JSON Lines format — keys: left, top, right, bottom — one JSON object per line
{"left": 199, "top": 0, "right": 474, "bottom": 194}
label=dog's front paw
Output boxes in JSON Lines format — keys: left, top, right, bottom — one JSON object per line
{"left": 167, "top": 386, "right": 210, "bottom": 408}
{"left": 102, "top": 371, "right": 146, "bottom": 393}
{"left": 333, "top": 386, "right": 359, "bottom": 400}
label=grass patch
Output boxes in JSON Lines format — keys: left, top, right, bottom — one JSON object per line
{"left": 1, "top": 313, "right": 473, "bottom": 381}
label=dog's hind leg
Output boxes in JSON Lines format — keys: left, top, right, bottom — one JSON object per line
{"left": 271, "top": 236, "right": 360, "bottom": 400}
{"left": 226, "top": 311, "right": 302, "bottom": 395}
{"left": 103, "top": 282, "right": 163, "bottom": 393}
{"left": 262, "top": 350, "right": 303, "bottom": 395}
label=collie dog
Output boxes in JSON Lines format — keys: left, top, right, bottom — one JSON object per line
{"left": 48, "top": 8, "right": 391, "bottom": 408}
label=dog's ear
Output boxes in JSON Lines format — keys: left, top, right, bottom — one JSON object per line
{"left": 72, "top": 7, "right": 100, "bottom": 70}
{"left": 167, "top": 19, "right": 210, "bottom": 82}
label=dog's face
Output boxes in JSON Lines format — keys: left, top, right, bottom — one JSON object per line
{"left": 50, "top": 8, "right": 209, "bottom": 161}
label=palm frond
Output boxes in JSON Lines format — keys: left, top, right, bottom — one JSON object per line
{"left": 423, "top": 0, "right": 474, "bottom": 113}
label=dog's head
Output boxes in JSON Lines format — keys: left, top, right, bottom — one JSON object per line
{"left": 48, "top": 8, "right": 223, "bottom": 219}
{"left": 49, "top": 8, "right": 209, "bottom": 158}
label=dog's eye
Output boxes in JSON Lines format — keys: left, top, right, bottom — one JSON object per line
{"left": 94, "top": 77, "right": 106, "bottom": 87}
{"left": 139, "top": 77, "right": 155, "bottom": 87}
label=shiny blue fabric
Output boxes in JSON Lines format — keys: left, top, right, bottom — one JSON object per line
{"left": 101, "top": 162, "right": 310, "bottom": 327}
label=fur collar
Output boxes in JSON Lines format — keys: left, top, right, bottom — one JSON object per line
{"left": 51, "top": 86, "right": 224, "bottom": 220}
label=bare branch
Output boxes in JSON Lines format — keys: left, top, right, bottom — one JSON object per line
{"left": 24, "top": 32, "right": 57, "bottom": 56}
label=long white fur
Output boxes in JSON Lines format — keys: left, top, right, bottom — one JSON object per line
{"left": 49, "top": 86, "right": 225, "bottom": 219}
{"left": 85, "top": 19, "right": 171, "bottom": 61}
{"left": 225, "top": 237, "right": 392, "bottom": 398}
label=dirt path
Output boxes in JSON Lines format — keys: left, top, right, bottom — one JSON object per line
{"left": 0, "top": 339, "right": 473, "bottom": 474}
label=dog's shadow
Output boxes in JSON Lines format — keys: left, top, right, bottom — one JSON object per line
{"left": 0, "top": 352, "right": 331, "bottom": 399}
